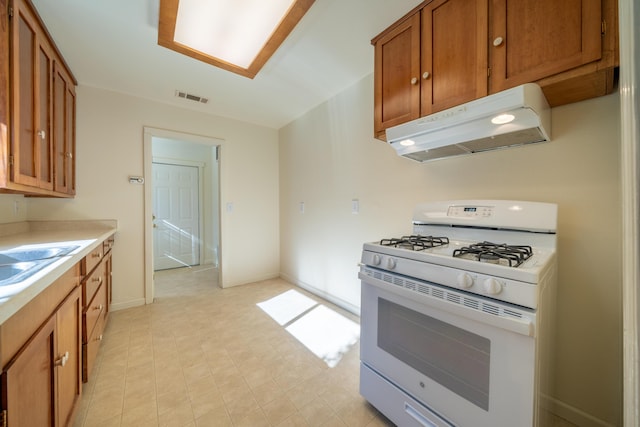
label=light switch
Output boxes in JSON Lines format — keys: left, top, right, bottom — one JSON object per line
{"left": 300, "top": 202, "right": 305, "bottom": 214}
{"left": 352, "top": 199, "right": 359, "bottom": 214}
{"left": 226, "top": 202, "right": 234, "bottom": 213}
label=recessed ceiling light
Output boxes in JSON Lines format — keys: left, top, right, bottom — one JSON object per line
{"left": 400, "top": 139, "right": 415, "bottom": 147}
{"left": 158, "top": 0, "right": 315, "bottom": 79}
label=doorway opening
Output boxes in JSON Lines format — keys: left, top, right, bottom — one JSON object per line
{"left": 143, "top": 127, "right": 223, "bottom": 304}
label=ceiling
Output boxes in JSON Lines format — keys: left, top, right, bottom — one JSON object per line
{"left": 30, "top": 0, "right": 422, "bottom": 129}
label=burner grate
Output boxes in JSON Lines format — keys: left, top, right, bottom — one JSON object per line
{"left": 380, "top": 235, "right": 449, "bottom": 251}
{"left": 453, "top": 241, "right": 533, "bottom": 267}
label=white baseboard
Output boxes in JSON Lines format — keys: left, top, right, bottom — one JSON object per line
{"left": 542, "top": 394, "right": 616, "bottom": 427}
{"left": 110, "top": 298, "right": 146, "bottom": 312}
{"left": 279, "top": 273, "right": 361, "bottom": 316}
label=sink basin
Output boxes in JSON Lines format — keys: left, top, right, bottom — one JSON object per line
{"left": 0, "top": 245, "right": 79, "bottom": 286}
{"left": 0, "top": 245, "right": 79, "bottom": 263}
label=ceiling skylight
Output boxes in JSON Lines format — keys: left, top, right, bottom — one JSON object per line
{"left": 158, "top": 0, "right": 315, "bottom": 79}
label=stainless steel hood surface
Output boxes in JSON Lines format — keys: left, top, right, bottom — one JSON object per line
{"left": 386, "top": 83, "right": 551, "bottom": 162}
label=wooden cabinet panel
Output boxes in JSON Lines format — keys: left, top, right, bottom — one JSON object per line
{"left": 490, "top": 0, "right": 603, "bottom": 93}
{"left": 12, "top": 0, "right": 54, "bottom": 190}
{"left": 421, "top": 0, "right": 487, "bottom": 114}
{"left": 1, "top": 315, "right": 56, "bottom": 427}
{"left": 82, "top": 260, "right": 104, "bottom": 307}
{"left": 373, "top": 12, "right": 420, "bottom": 135}
{"left": 0, "top": 265, "right": 81, "bottom": 427}
{"left": 53, "top": 63, "right": 75, "bottom": 195}
{"left": 56, "top": 286, "right": 81, "bottom": 427}
{"left": 1, "top": 0, "right": 76, "bottom": 197}
{"left": 83, "top": 281, "right": 105, "bottom": 343}
{"left": 81, "top": 244, "right": 104, "bottom": 282}
{"left": 81, "top": 234, "right": 114, "bottom": 383}
{"left": 82, "top": 309, "right": 104, "bottom": 381}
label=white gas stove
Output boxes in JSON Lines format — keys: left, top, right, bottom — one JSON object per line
{"left": 359, "top": 200, "right": 558, "bottom": 427}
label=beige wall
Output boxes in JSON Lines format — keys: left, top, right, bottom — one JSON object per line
{"left": 279, "top": 74, "right": 621, "bottom": 426}
{"left": 0, "top": 86, "right": 280, "bottom": 308}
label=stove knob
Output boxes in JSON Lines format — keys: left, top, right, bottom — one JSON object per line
{"left": 387, "top": 258, "right": 397, "bottom": 269}
{"left": 372, "top": 254, "right": 382, "bottom": 266}
{"left": 456, "top": 273, "right": 474, "bottom": 289}
{"left": 483, "top": 278, "right": 503, "bottom": 295}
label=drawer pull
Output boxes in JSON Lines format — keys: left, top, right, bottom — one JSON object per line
{"left": 55, "top": 351, "right": 69, "bottom": 367}
{"left": 91, "top": 252, "right": 102, "bottom": 258}
{"left": 91, "top": 277, "right": 103, "bottom": 283}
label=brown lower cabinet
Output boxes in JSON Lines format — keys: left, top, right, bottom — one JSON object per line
{"left": 0, "top": 233, "right": 115, "bottom": 426}
{"left": 0, "top": 266, "right": 82, "bottom": 427}
{"left": 81, "top": 235, "right": 114, "bottom": 382}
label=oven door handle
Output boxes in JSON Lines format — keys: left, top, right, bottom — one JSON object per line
{"left": 404, "top": 402, "right": 453, "bottom": 427}
{"left": 360, "top": 272, "right": 534, "bottom": 337}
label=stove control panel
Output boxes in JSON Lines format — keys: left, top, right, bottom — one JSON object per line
{"left": 448, "top": 205, "right": 493, "bottom": 218}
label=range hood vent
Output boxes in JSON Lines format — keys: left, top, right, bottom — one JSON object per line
{"left": 386, "top": 83, "right": 551, "bottom": 162}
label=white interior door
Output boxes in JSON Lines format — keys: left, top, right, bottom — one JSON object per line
{"left": 153, "top": 162, "right": 200, "bottom": 270}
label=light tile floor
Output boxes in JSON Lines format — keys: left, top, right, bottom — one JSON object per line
{"left": 73, "top": 266, "right": 577, "bottom": 427}
{"left": 73, "top": 266, "right": 393, "bottom": 427}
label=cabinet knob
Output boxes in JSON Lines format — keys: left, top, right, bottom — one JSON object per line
{"left": 55, "top": 351, "right": 69, "bottom": 367}
{"left": 410, "top": 77, "right": 418, "bottom": 85}
{"left": 94, "top": 304, "right": 103, "bottom": 311}
{"left": 97, "top": 335, "right": 103, "bottom": 342}
{"left": 66, "top": 152, "right": 73, "bottom": 159}
{"left": 37, "top": 130, "right": 46, "bottom": 140}
{"left": 422, "top": 72, "right": 430, "bottom": 80}
{"left": 493, "top": 36, "right": 504, "bottom": 47}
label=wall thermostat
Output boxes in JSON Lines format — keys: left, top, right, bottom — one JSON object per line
{"left": 128, "top": 176, "right": 144, "bottom": 184}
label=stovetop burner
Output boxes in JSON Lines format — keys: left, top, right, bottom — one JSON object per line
{"left": 453, "top": 241, "right": 533, "bottom": 268}
{"left": 380, "top": 235, "right": 449, "bottom": 251}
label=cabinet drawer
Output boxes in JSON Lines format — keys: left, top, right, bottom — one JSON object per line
{"left": 82, "top": 261, "right": 105, "bottom": 306}
{"left": 81, "top": 245, "right": 104, "bottom": 277}
{"left": 103, "top": 235, "right": 115, "bottom": 254}
{"left": 82, "top": 282, "right": 106, "bottom": 343}
{"left": 82, "top": 310, "right": 104, "bottom": 382}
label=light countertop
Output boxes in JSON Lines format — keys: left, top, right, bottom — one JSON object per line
{"left": 0, "top": 220, "right": 117, "bottom": 325}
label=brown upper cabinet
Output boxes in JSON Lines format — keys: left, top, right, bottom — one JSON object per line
{"left": 0, "top": 0, "right": 77, "bottom": 197}
{"left": 372, "top": 0, "right": 619, "bottom": 140}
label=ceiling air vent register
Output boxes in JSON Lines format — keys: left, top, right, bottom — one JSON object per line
{"left": 175, "top": 90, "right": 209, "bottom": 104}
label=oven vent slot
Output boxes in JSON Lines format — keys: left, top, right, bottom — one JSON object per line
{"left": 416, "top": 284, "right": 430, "bottom": 295}
{"left": 383, "top": 274, "right": 394, "bottom": 283}
{"left": 463, "top": 298, "right": 480, "bottom": 310}
{"left": 482, "top": 303, "right": 500, "bottom": 315}
{"left": 503, "top": 308, "right": 524, "bottom": 319}
{"left": 432, "top": 288, "right": 445, "bottom": 299}
{"left": 403, "top": 280, "right": 417, "bottom": 290}
{"left": 446, "top": 294, "right": 461, "bottom": 304}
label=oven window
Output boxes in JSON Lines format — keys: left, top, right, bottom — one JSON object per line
{"left": 378, "top": 298, "right": 490, "bottom": 410}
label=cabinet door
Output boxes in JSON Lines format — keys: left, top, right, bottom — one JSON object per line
{"left": 373, "top": 12, "right": 421, "bottom": 136}
{"left": 56, "top": 286, "right": 81, "bottom": 427}
{"left": 490, "top": 0, "right": 603, "bottom": 92}
{"left": 1, "top": 315, "right": 56, "bottom": 427}
{"left": 421, "top": 0, "right": 488, "bottom": 115}
{"left": 53, "top": 63, "right": 76, "bottom": 195}
{"left": 11, "top": 0, "right": 54, "bottom": 190}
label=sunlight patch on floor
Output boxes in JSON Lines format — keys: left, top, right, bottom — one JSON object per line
{"left": 256, "top": 289, "right": 318, "bottom": 325}
{"left": 286, "top": 304, "right": 360, "bottom": 368}
{"left": 257, "top": 289, "right": 360, "bottom": 367}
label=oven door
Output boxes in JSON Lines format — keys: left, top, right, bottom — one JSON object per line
{"left": 359, "top": 270, "right": 537, "bottom": 427}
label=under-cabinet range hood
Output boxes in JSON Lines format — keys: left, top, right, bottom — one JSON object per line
{"left": 386, "top": 83, "right": 551, "bottom": 162}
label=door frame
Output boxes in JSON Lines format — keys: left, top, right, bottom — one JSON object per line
{"left": 143, "top": 127, "right": 224, "bottom": 304}
{"left": 152, "top": 157, "right": 205, "bottom": 269}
